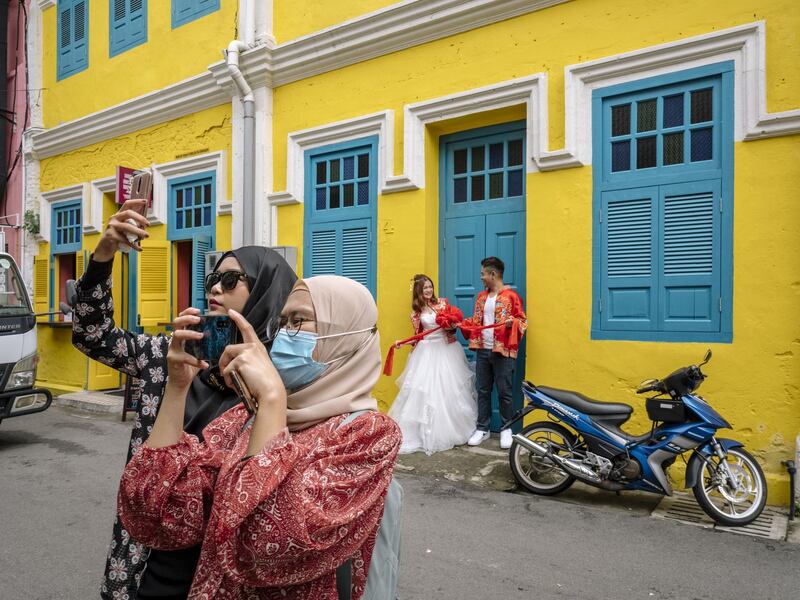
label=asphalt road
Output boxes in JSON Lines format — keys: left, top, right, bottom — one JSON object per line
{"left": 1, "top": 406, "right": 797, "bottom": 600}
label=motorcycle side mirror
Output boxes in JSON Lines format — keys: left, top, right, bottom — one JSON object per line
{"left": 65, "top": 279, "right": 78, "bottom": 309}
{"left": 699, "top": 349, "right": 712, "bottom": 366}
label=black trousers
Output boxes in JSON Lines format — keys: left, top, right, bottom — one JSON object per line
{"left": 475, "top": 349, "right": 515, "bottom": 431}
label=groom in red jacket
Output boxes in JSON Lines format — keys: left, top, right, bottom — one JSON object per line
{"left": 462, "top": 257, "right": 527, "bottom": 449}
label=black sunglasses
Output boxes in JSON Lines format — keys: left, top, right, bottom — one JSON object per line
{"left": 204, "top": 270, "right": 250, "bottom": 293}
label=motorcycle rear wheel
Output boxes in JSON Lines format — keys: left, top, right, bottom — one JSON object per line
{"left": 510, "top": 421, "right": 577, "bottom": 496}
{"left": 692, "top": 447, "right": 767, "bottom": 526}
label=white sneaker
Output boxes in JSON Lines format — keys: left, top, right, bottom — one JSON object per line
{"left": 468, "top": 430, "right": 490, "bottom": 446}
{"left": 500, "top": 429, "right": 513, "bottom": 449}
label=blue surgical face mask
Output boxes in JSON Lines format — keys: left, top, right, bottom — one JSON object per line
{"left": 269, "top": 326, "right": 375, "bottom": 391}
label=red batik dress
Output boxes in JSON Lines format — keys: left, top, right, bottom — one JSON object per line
{"left": 118, "top": 406, "right": 401, "bottom": 599}
{"left": 388, "top": 298, "right": 477, "bottom": 455}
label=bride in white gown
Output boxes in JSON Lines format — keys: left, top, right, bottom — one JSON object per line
{"left": 389, "top": 275, "right": 477, "bottom": 455}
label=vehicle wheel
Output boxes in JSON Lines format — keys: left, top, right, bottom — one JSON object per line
{"left": 510, "top": 421, "right": 577, "bottom": 496}
{"left": 692, "top": 447, "right": 767, "bottom": 526}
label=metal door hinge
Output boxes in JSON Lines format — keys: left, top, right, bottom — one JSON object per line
{"left": 598, "top": 298, "right": 603, "bottom": 313}
{"left": 718, "top": 297, "right": 723, "bottom": 312}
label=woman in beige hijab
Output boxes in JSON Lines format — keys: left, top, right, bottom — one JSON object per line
{"left": 117, "top": 276, "right": 401, "bottom": 600}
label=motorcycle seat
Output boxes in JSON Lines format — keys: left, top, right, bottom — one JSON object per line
{"left": 537, "top": 386, "right": 633, "bottom": 418}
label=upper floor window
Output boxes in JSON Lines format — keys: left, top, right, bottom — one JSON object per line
{"left": 57, "top": 0, "right": 89, "bottom": 80}
{"left": 591, "top": 62, "right": 734, "bottom": 343}
{"left": 172, "top": 0, "right": 220, "bottom": 29}
{"left": 110, "top": 0, "right": 147, "bottom": 57}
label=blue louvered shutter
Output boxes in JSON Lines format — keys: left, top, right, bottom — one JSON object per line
{"left": 58, "top": 1, "right": 89, "bottom": 79}
{"left": 110, "top": 0, "right": 147, "bottom": 56}
{"left": 172, "top": 0, "right": 219, "bottom": 28}
{"left": 659, "top": 180, "right": 721, "bottom": 332}
{"left": 341, "top": 221, "right": 371, "bottom": 289}
{"left": 191, "top": 235, "right": 212, "bottom": 310}
{"left": 308, "top": 226, "right": 338, "bottom": 277}
{"left": 600, "top": 187, "right": 658, "bottom": 331}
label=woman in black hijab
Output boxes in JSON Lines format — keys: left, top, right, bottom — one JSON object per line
{"left": 72, "top": 200, "right": 296, "bottom": 600}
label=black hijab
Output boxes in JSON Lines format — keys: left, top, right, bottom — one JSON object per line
{"left": 182, "top": 246, "right": 297, "bottom": 437}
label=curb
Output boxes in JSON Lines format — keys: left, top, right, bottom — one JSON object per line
{"left": 54, "top": 392, "right": 124, "bottom": 414}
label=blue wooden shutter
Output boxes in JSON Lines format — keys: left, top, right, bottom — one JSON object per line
{"left": 110, "top": 0, "right": 147, "bottom": 56}
{"left": 600, "top": 187, "right": 658, "bottom": 331}
{"left": 308, "top": 226, "right": 337, "bottom": 277}
{"left": 340, "top": 220, "right": 371, "bottom": 289}
{"left": 58, "top": 0, "right": 89, "bottom": 80}
{"left": 659, "top": 180, "right": 721, "bottom": 333}
{"left": 172, "top": 0, "right": 219, "bottom": 28}
{"left": 191, "top": 235, "right": 212, "bottom": 310}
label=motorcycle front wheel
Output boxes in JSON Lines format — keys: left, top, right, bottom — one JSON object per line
{"left": 509, "top": 421, "right": 577, "bottom": 496}
{"left": 692, "top": 447, "right": 767, "bottom": 526}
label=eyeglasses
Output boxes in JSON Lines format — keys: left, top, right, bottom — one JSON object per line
{"left": 204, "top": 270, "right": 250, "bottom": 293}
{"left": 265, "top": 315, "right": 315, "bottom": 340}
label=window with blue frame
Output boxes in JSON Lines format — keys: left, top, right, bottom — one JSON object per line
{"left": 304, "top": 137, "right": 378, "bottom": 295}
{"left": 51, "top": 200, "right": 82, "bottom": 320}
{"left": 172, "top": 0, "right": 219, "bottom": 29}
{"left": 591, "top": 62, "right": 734, "bottom": 342}
{"left": 57, "top": 0, "right": 89, "bottom": 80}
{"left": 110, "top": 0, "right": 147, "bottom": 57}
{"left": 168, "top": 171, "right": 215, "bottom": 311}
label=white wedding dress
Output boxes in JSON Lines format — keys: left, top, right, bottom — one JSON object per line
{"left": 389, "top": 310, "right": 477, "bottom": 455}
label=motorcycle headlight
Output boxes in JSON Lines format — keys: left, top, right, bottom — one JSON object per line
{"left": 5, "top": 353, "right": 39, "bottom": 391}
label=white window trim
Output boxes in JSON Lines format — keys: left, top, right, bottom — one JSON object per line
{"left": 267, "top": 111, "right": 394, "bottom": 206}
{"left": 152, "top": 151, "right": 230, "bottom": 224}
{"left": 38, "top": 183, "right": 90, "bottom": 244}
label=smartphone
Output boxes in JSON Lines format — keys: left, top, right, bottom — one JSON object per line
{"left": 184, "top": 315, "right": 236, "bottom": 366}
{"left": 121, "top": 171, "right": 152, "bottom": 251}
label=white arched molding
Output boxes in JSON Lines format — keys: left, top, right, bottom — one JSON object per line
{"left": 151, "top": 151, "right": 230, "bottom": 225}
{"left": 38, "top": 183, "right": 90, "bottom": 243}
{"left": 268, "top": 111, "right": 395, "bottom": 206}
{"left": 563, "top": 20, "right": 800, "bottom": 165}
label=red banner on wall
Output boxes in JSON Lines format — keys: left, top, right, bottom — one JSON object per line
{"left": 116, "top": 166, "right": 153, "bottom": 206}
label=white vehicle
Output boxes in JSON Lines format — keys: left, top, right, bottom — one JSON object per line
{"left": 0, "top": 252, "right": 51, "bottom": 424}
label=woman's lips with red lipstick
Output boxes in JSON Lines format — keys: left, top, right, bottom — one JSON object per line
{"left": 209, "top": 298, "right": 222, "bottom": 308}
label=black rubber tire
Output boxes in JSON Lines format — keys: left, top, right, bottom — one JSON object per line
{"left": 692, "top": 447, "right": 767, "bottom": 527}
{"left": 510, "top": 421, "right": 577, "bottom": 496}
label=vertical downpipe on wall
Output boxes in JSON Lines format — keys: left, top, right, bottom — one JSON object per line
{"left": 225, "top": 41, "right": 255, "bottom": 247}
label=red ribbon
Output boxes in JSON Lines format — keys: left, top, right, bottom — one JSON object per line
{"left": 382, "top": 320, "right": 508, "bottom": 376}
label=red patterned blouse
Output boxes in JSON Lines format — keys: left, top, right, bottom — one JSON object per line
{"left": 118, "top": 405, "right": 401, "bottom": 599}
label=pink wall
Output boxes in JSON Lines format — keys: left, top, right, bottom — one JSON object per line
{"left": 1, "top": 1, "right": 30, "bottom": 260}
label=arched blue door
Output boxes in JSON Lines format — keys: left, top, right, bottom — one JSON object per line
{"left": 440, "top": 121, "right": 527, "bottom": 432}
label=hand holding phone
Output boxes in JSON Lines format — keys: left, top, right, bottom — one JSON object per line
{"left": 120, "top": 171, "right": 152, "bottom": 253}
{"left": 184, "top": 315, "right": 236, "bottom": 366}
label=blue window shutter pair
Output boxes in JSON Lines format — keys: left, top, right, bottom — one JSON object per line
{"left": 599, "top": 180, "right": 721, "bottom": 335}
{"left": 110, "top": 0, "right": 147, "bottom": 57}
{"left": 592, "top": 62, "right": 734, "bottom": 343}
{"left": 57, "top": 0, "right": 89, "bottom": 80}
{"left": 172, "top": 0, "right": 220, "bottom": 29}
{"left": 306, "top": 220, "right": 373, "bottom": 292}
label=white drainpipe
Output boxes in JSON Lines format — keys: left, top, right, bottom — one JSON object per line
{"left": 225, "top": 2, "right": 256, "bottom": 246}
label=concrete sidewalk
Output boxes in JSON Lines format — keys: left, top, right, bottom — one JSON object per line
{"left": 52, "top": 389, "right": 125, "bottom": 414}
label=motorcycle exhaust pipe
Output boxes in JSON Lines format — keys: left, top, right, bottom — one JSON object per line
{"left": 512, "top": 433, "right": 602, "bottom": 484}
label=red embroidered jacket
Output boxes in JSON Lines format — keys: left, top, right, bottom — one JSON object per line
{"left": 410, "top": 298, "right": 462, "bottom": 345}
{"left": 463, "top": 287, "right": 527, "bottom": 358}
{"left": 118, "top": 406, "right": 401, "bottom": 600}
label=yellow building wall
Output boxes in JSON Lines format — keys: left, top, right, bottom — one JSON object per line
{"left": 273, "top": 0, "right": 400, "bottom": 43}
{"left": 41, "top": 1, "right": 236, "bottom": 127}
{"left": 273, "top": 0, "right": 800, "bottom": 501}
{"left": 36, "top": 104, "right": 233, "bottom": 391}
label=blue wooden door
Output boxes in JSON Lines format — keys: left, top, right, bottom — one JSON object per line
{"left": 441, "top": 122, "right": 527, "bottom": 432}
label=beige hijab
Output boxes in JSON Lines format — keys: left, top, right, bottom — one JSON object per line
{"left": 285, "top": 275, "right": 380, "bottom": 431}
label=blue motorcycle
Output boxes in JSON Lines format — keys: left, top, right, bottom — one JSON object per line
{"left": 507, "top": 351, "right": 767, "bottom": 526}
